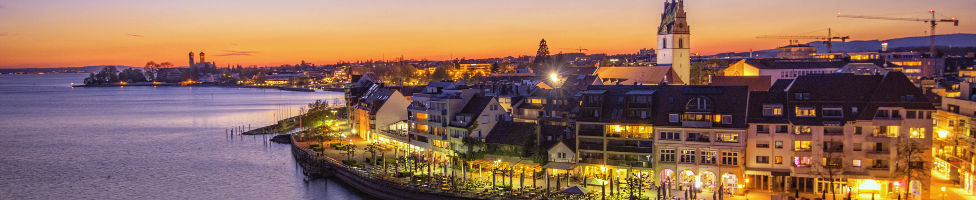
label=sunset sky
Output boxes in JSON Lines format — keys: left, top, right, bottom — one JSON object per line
{"left": 1, "top": 0, "right": 974, "bottom": 68}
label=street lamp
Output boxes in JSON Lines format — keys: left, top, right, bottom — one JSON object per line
{"left": 941, "top": 186, "right": 946, "bottom": 200}
{"left": 549, "top": 72, "right": 559, "bottom": 83}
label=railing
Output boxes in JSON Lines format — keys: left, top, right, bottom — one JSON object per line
{"left": 580, "top": 158, "right": 603, "bottom": 164}
{"left": 607, "top": 160, "right": 651, "bottom": 168}
{"left": 867, "top": 149, "right": 889, "bottom": 154}
{"left": 579, "top": 143, "right": 604, "bottom": 151}
{"left": 578, "top": 128, "right": 604, "bottom": 137}
{"left": 606, "top": 146, "right": 653, "bottom": 153}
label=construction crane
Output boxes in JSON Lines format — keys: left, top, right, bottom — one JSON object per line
{"left": 838, "top": 10, "right": 959, "bottom": 57}
{"left": 559, "top": 46, "right": 589, "bottom": 54}
{"left": 756, "top": 28, "right": 850, "bottom": 53}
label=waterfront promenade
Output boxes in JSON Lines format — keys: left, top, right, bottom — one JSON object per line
{"left": 292, "top": 135, "right": 767, "bottom": 200}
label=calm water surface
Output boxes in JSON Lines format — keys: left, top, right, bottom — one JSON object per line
{"left": 0, "top": 73, "right": 371, "bottom": 199}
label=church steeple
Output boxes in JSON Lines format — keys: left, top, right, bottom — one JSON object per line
{"left": 656, "top": 0, "right": 691, "bottom": 84}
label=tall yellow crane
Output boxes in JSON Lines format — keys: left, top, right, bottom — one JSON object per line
{"left": 756, "top": 28, "right": 850, "bottom": 53}
{"left": 838, "top": 10, "right": 959, "bottom": 56}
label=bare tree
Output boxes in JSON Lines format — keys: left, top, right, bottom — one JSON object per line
{"left": 895, "top": 139, "right": 929, "bottom": 200}
{"left": 815, "top": 138, "right": 844, "bottom": 200}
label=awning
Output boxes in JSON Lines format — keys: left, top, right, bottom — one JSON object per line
{"left": 561, "top": 186, "right": 590, "bottom": 194}
{"left": 542, "top": 162, "right": 576, "bottom": 170}
{"left": 745, "top": 169, "right": 790, "bottom": 176}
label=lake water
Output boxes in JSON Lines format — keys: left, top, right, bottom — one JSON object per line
{"left": 0, "top": 73, "right": 372, "bottom": 199}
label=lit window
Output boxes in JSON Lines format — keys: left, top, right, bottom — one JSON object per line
{"left": 853, "top": 160, "right": 862, "bottom": 167}
{"left": 530, "top": 98, "right": 542, "bottom": 104}
{"left": 716, "top": 133, "right": 739, "bottom": 143}
{"left": 795, "top": 106, "right": 816, "bottom": 117}
{"left": 774, "top": 156, "right": 783, "bottom": 164}
{"left": 910, "top": 127, "right": 925, "bottom": 139}
{"left": 793, "top": 156, "right": 812, "bottom": 167}
{"left": 762, "top": 104, "right": 783, "bottom": 116}
{"left": 669, "top": 114, "right": 679, "bottom": 123}
{"left": 794, "top": 141, "right": 812, "bottom": 151}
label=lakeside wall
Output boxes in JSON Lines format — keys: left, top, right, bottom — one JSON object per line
{"left": 289, "top": 135, "right": 485, "bottom": 200}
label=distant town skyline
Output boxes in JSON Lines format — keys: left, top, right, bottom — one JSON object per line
{"left": 1, "top": 0, "right": 974, "bottom": 68}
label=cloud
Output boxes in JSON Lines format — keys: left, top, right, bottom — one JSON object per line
{"left": 127, "top": 34, "right": 144, "bottom": 37}
{"left": 215, "top": 50, "right": 260, "bottom": 56}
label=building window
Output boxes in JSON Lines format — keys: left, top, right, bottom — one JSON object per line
{"left": 775, "top": 141, "right": 783, "bottom": 149}
{"left": 701, "top": 151, "right": 717, "bottom": 165}
{"left": 763, "top": 104, "right": 783, "bottom": 116}
{"left": 873, "top": 126, "right": 899, "bottom": 137}
{"left": 906, "top": 110, "right": 917, "bottom": 119}
{"left": 822, "top": 107, "right": 843, "bottom": 118}
{"left": 679, "top": 150, "right": 696, "bottom": 163}
{"left": 660, "top": 149, "right": 676, "bottom": 163}
{"left": 794, "top": 126, "right": 812, "bottom": 134}
{"left": 794, "top": 156, "right": 812, "bottom": 167}
{"left": 776, "top": 125, "right": 789, "bottom": 133}
{"left": 660, "top": 131, "right": 681, "bottom": 141}
{"left": 794, "top": 93, "right": 811, "bottom": 100}
{"left": 853, "top": 143, "right": 862, "bottom": 151}
{"left": 795, "top": 106, "right": 816, "bottom": 117}
{"left": 669, "top": 114, "right": 679, "bottom": 123}
{"left": 530, "top": 98, "right": 542, "bottom": 104}
{"left": 686, "top": 132, "right": 710, "bottom": 142}
{"left": 774, "top": 156, "right": 783, "bottom": 164}
{"left": 757, "top": 142, "right": 770, "bottom": 148}
{"left": 910, "top": 127, "right": 925, "bottom": 138}
{"left": 757, "top": 125, "right": 769, "bottom": 133}
{"left": 721, "top": 115, "right": 732, "bottom": 124}
{"left": 794, "top": 141, "right": 812, "bottom": 151}
{"left": 853, "top": 160, "right": 861, "bottom": 167}
{"left": 721, "top": 152, "right": 739, "bottom": 165}
{"left": 757, "top": 156, "right": 769, "bottom": 164}
{"left": 855, "top": 126, "right": 863, "bottom": 135}
{"left": 716, "top": 133, "right": 739, "bottom": 143}
{"left": 686, "top": 97, "right": 712, "bottom": 111}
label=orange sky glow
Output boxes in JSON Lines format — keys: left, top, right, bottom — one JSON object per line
{"left": 1, "top": 0, "right": 974, "bottom": 68}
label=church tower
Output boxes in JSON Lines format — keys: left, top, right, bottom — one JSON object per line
{"left": 188, "top": 52, "right": 195, "bottom": 67}
{"left": 656, "top": 0, "right": 690, "bottom": 83}
{"left": 199, "top": 52, "right": 206, "bottom": 63}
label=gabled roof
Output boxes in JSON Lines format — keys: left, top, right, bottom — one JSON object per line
{"left": 485, "top": 121, "right": 536, "bottom": 146}
{"left": 357, "top": 86, "right": 398, "bottom": 114}
{"left": 460, "top": 95, "right": 493, "bottom": 116}
{"left": 594, "top": 66, "right": 684, "bottom": 85}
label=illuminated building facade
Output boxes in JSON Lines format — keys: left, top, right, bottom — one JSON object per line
{"left": 934, "top": 80, "right": 976, "bottom": 195}
{"left": 406, "top": 81, "right": 507, "bottom": 158}
{"left": 745, "top": 72, "right": 934, "bottom": 199}
{"left": 575, "top": 84, "right": 749, "bottom": 195}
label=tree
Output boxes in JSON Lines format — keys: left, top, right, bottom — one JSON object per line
{"left": 895, "top": 139, "right": 929, "bottom": 200}
{"left": 430, "top": 66, "right": 449, "bottom": 81}
{"left": 814, "top": 139, "right": 844, "bottom": 200}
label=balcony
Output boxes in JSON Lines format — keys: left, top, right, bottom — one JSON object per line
{"left": 579, "top": 143, "right": 604, "bottom": 151}
{"left": 608, "top": 160, "right": 651, "bottom": 168}
{"left": 606, "top": 146, "right": 653, "bottom": 153}
{"left": 580, "top": 158, "right": 604, "bottom": 164}
{"left": 867, "top": 149, "right": 890, "bottom": 154}
{"left": 579, "top": 128, "right": 604, "bottom": 137}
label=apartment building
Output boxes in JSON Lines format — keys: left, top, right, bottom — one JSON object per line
{"left": 745, "top": 72, "right": 934, "bottom": 200}
{"left": 935, "top": 80, "right": 976, "bottom": 195}
{"left": 574, "top": 84, "right": 749, "bottom": 194}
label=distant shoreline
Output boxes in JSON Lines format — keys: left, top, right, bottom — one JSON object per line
{"left": 72, "top": 82, "right": 340, "bottom": 93}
